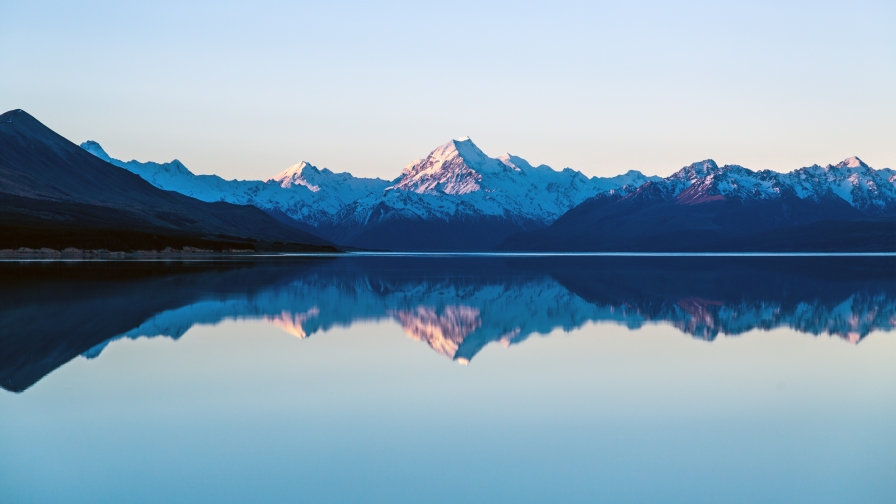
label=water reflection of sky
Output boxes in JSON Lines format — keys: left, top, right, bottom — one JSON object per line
{"left": 0, "top": 256, "right": 894, "bottom": 503}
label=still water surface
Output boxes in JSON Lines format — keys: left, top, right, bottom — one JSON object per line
{"left": 1, "top": 255, "right": 894, "bottom": 503}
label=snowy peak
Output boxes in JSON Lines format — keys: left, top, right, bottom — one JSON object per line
{"left": 271, "top": 161, "right": 322, "bottom": 192}
{"left": 392, "top": 137, "right": 503, "bottom": 195}
{"left": 451, "top": 137, "right": 493, "bottom": 170}
{"left": 625, "top": 156, "right": 896, "bottom": 212}
{"left": 497, "top": 153, "right": 530, "bottom": 171}
{"left": 377, "top": 139, "right": 660, "bottom": 227}
{"left": 670, "top": 159, "right": 721, "bottom": 181}
{"left": 269, "top": 161, "right": 389, "bottom": 199}
{"left": 393, "top": 137, "right": 613, "bottom": 198}
{"left": 602, "top": 169, "right": 661, "bottom": 188}
{"left": 418, "top": 137, "right": 493, "bottom": 173}
{"left": 80, "top": 141, "right": 193, "bottom": 178}
{"left": 630, "top": 159, "right": 727, "bottom": 202}
{"left": 833, "top": 156, "right": 869, "bottom": 170}
{"left": 80, "top": 140, "right": 111, "bottom": 162}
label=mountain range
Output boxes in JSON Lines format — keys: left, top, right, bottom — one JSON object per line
{"left": 0, "top": 110, "right": 334, "bottom": 252}
{"left": 1, "top": 108, "right": 893, "bottom": 252}
{"left": 82, "top": 136, "right": 657, "bottom": 250}
{"left": 502, "top": 157, "right": 896, "bottom": 251}
{"left": 82, "top": 130, "right": 895, "bottom": 252}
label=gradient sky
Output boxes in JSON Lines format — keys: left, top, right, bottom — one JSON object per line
{"left": 1, "top": 0, "right": 894, "bottom": 180}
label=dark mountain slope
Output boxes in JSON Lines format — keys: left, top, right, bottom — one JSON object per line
{"left": 316, "top": 201, "right": 547, "bottom": 251}
{"left": 0, "top": 109, "right": 333, "bottom": 250}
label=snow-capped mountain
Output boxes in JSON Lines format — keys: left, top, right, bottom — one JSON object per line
{"left": 630, "top": 156, "right": 896, "bottom": 213}
{"left": 80, "top": 136, "right": 894, "bottom": 251}
{"left": 81, "top": 140, "right": 390, "bottom": 226}
{"left": 307, "top": 137, "right": 659, "bottom": 249}
{"left": 380, "top": 137, "right": 656, "bottom": 223}
{"left": 78, "top": 257, "right": 896, "bottom": 365}
{"left": 787, "top": 157, "right": 896, "bottom": 212}
{"left": 268, "top": 160, "right": 392, "bottom": 213}
{"left": 81, "top": 137, "right": 658, "bottom": 250}
{"left": 501, "top": 157, "right": 896, "bottom": 251}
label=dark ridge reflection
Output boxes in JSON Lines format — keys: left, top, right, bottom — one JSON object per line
{"left": 1, "top": 255, "right": 893, "bottom": 392}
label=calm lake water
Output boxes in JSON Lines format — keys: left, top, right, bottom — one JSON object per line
{"left": 1, "top": 255, "right": 894, "bottom": 503}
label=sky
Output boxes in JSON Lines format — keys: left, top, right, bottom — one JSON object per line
{"left": 1, "top": 0, "right": 894, "bottom": 180}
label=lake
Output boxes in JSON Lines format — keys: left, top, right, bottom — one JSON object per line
{"left": 1, "top": 254, "right": 894, "bottom": 503}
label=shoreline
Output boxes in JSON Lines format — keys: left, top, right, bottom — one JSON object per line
{"left": 1, "top": 248, "right": 893, "bottom": 260}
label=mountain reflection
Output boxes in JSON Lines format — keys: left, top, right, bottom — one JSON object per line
{"left": 392, "top": 306, "right": 482, "bottom": 362}
{"left": 1, "top": 255, "right": 893, "bottom": 392}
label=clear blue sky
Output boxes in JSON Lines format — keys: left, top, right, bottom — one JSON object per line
{"left": 1, "top": 0, "right": 893, "bottom": 179}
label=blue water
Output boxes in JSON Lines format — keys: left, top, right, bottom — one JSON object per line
{"left": 1, "top": 255, "right": 894, "bottom": 503}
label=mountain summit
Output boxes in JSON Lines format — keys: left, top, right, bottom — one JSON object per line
{"left": 837, "top": 156, "right": 868, "bottom": 169}
{"left": 391, "top": 137, "right": 500, "bottom": 195}
{"left": 271, "top": 161, "right": 323, "bottom": 191}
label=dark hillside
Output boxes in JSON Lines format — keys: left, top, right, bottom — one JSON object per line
{"left": 0, "top": 109, "right": 334, "bottom": 251}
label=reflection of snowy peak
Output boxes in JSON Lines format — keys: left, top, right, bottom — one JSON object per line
{"left": 391, "top": 305, "right": 482, "bottom": 361}
{"left": 85, "top": 268, "right": 895, "bottom": 364}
